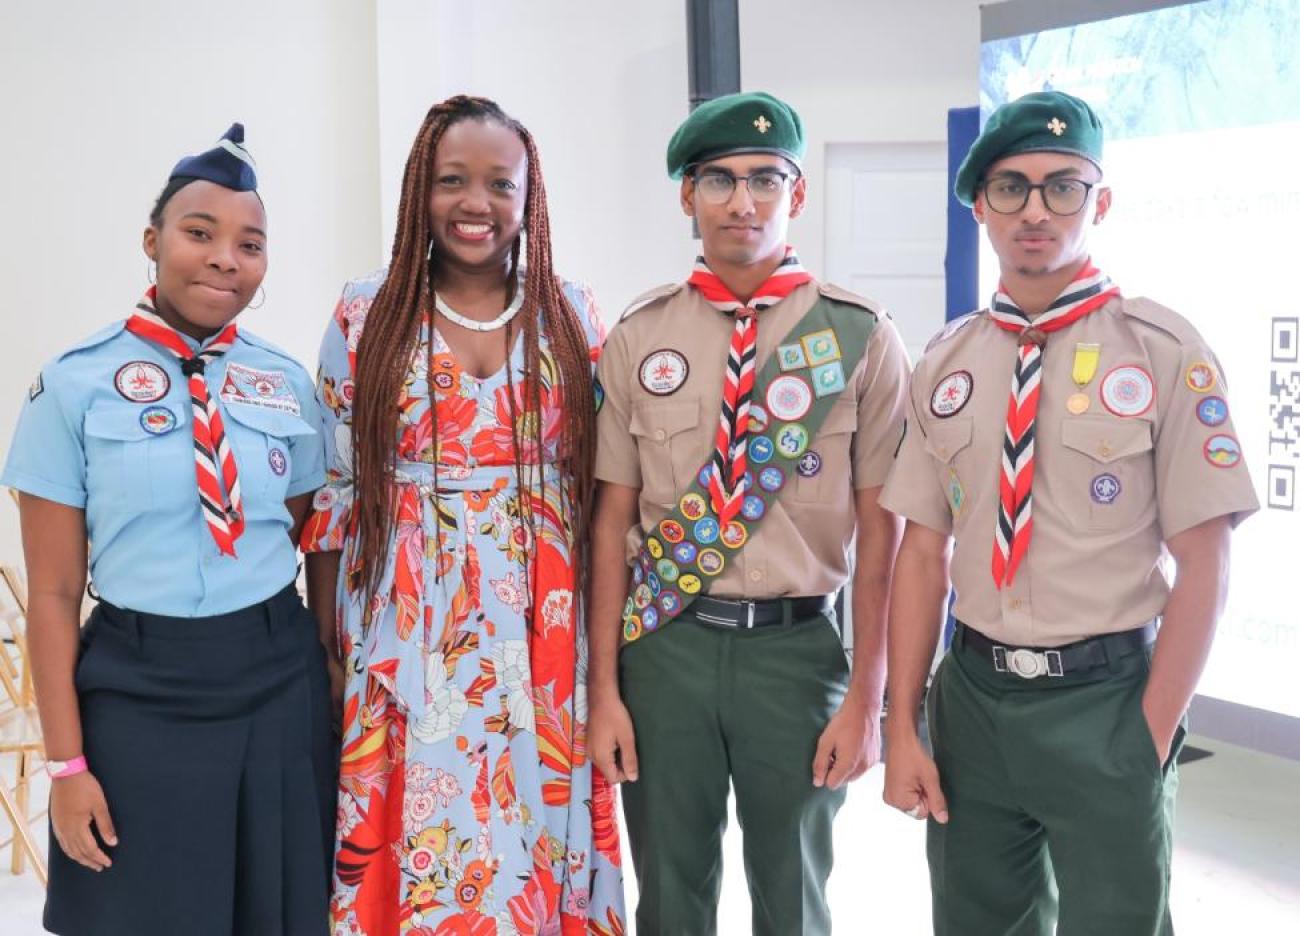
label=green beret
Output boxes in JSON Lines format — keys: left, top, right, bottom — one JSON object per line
{"left": 666, "top": 91, "right": 805, "bottom": 180}
{"left": 954, "top": 91, "right": 1104, "bottom": 206}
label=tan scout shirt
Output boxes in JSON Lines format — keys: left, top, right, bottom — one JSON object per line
{"left": 881, "top": 295, "right": 1259, "bottom": 647}
{"left": 596, "top": 279, "right": 910, "bottom": 599}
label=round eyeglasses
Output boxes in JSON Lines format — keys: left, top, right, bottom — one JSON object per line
{"left": 691, "top": 169, "right": 794, "bottom": 205}
{"left": 981, "top": 177, "right": 1096, "bottom": 216}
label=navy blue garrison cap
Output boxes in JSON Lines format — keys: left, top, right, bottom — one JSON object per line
{"left": 169, "top": 123, "right": 258, "bottom": 191}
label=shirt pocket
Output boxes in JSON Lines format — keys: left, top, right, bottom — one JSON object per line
{"left": 1059, "top": 416, "right": 1156, "bottom": 533}
{"left": 629, "top": 398, "right": 701, "bottom": 507}
{"left": 82, "top": 402, "right": 189, "bottom": 511}
{"left": 222, "top": 403, "right": 318, "bottom": 509}
{"left": 793, "top": 399, "right": 858, "bottom": 504}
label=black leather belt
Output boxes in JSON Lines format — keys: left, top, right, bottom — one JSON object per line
{"left": 692, "top": 594, "right": 834, "bottom": 629}
{"left": 956, "top": 620, "right": 1157, "bottom": 679}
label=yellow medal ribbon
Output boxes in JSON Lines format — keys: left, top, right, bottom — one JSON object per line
{"left": 1072, "top": 342, "right": 1101, "bottom": 388}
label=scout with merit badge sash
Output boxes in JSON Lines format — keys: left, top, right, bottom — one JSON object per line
{"left": 619, "top": 252, "right": 876, "bottom": 643}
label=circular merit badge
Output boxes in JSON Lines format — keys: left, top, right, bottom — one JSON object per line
{"left": 312, "top": 486, "right": 339, "bottom": 512}
{"left": 659, "top": 519, "right": 686, "bottom": 543}
{"left": 680, "top": 492, "right": 708, "bottom": 521}
{"left": 693, "top": 517, "right": 720, "bottom": 545}
{"left": 758, "top": 466, "right": 785, "bottom": 493}
{"left": 930, "top": 370, "right": 973, "bottom": 418}
{"left": 1197, "top": 396, "right": 1229, "bottom": 427}
{"left": 646, "top": 536, "right": 664, "bottom": 560}
{"left": 139, "top": 405, "right": 177, "bottom": 435}
{"left": 748, "top": 405, "right": 770, "bottom": 434}
{"left": 748, "top": 434, "right": 775, "bottom": 464}
{"left": 638, "top": 349, "right": 689, "bottom": 395}
{"left": 1203, "top": 434, "right": 1242, "bottom": 468}
{"left": 1090, "top": 472, "right": 1121, "bottom": 505}
{"left": 672, "top": 541, "right": 698, "bottom": 565}
{"left": 114, "top": 360, "right": 170, "bottom": 403}
{"left": 775, "top": 423, "right": 809, "bottom": 460}
{"left": 765, "top": 375, "right": 813, "bottom": 421}
{"left": 797, "top": 451, "right": 822, "bottom": 477}
{"left": 697, "top": 548, "right": 726, "bottom": 576}
{"left": 658, "top": 591, "right": 681, "bottom": 615}
{"left": 268, "top": 447, "right": 288, "bottom": 476}
{"left": 678, "top": 573, "right": 702, "bottom": 595}
{"left": 1185, "top": 361, "right": 1217, "bottom": 394}
{"left": 1100, "top": 365, "right": 1154, "bottom": 418}
{"left": 720, "top": 520, "right": 748, "bottom": 550}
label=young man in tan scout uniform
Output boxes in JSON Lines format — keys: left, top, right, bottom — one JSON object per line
{"left": 882, "top": 90, "right": 1259, "bottom": 935}
{"left": 586, "top": 91, "right": 910, "bottom": 935}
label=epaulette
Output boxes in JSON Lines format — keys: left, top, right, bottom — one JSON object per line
{"left": 924, "top": 310, "right": 981, "bottom": 353}
{"left": 817, "top": 282, "right": 885, "bottom": 319}
{"left": 55, "top": 321, "right": 127, "bottom": 361}
{"left": 238, "top": 329, "right": 309, "bottom": 374}
{"left": 620, "top": 283, "right": 683, "bottom": 321}
{"left": 1119, "top": 296, "right": 1203, "bottom": 346}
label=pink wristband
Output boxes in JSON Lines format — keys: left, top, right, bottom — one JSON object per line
{"left": 47, "top": 756, "right": 88, "bottom": 779}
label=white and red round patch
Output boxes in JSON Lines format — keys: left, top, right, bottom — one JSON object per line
{"left": 114, "top": 360, "right": 170, "bottom": 403}
{"left": 1100, "top": 365, "right": 1154, "bottom": 417}
{"left": 639, "top": 349, "right": 689, "bottom": 395}
{"left": 765, "top": 375, "right": 813, "bottom": 421}
{"left": 930, "top": 370, "right": 973, "bottom": 418}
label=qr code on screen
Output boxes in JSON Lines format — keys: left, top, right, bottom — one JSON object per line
{"left": 1268, "top": 317, "right": 1299, "bottom": 510}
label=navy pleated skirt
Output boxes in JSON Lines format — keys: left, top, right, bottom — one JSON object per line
{"left": 44, "top": 584, "right": 336, "bottom": 936}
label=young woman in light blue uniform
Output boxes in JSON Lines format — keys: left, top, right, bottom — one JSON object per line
{"left": 2, "top": 125, "right": 335, "bottom": 935}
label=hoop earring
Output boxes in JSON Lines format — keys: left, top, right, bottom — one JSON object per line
{"left": 248, "top": 286, "right": 266, "bottom": 310}
{"left": 147, "top": 261, "right": 156, "bottom": 284}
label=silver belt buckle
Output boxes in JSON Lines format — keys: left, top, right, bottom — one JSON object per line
{"left": 993, "top": 646, "right": 1064, "bottom": 679}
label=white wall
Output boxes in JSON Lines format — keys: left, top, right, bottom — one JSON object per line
{"left": 0, "top": 0, "right": 383, "bottom": 562}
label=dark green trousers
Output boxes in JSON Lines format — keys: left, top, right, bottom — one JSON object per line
{"left": 926, "top": 628, "right": 1187, "bottom": 936}
{"left": 620, "top": 609, "right": 850, "bottom": 936}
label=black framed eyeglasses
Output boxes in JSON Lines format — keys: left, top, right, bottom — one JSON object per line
{"left": 691, "top": 169, "right": 795, "bottom": 204}
{"left": 981, "top": 177, "right": 1097, "bottom": 215}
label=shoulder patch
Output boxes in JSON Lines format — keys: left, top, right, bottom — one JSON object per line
{"left": 924, "top": 310, "right": 980, "bottom": 353}
{"left": 817, "top": 282, "right": 883, "bottom": 318}
{"left": 620, "top": 283, "right": 683, "bottom": 321}
{"left": 1119, "top": 297, "right": 1204, "bottom": 346}
{"left": 55, "top": 320, "right": 127, "bottom": 362}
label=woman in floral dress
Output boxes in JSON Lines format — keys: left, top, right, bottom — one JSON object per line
{"left": 302, "top": 96, "right": 625, "bottom": 936}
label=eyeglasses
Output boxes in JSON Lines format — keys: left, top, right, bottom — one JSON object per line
{"left": 691, "top": 169, "right": 795, "bottom": 205}
{"left": 981, "top": 177, "right": 1096, "bottom": 215}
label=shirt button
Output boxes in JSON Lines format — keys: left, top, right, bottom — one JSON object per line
{"left": 1100, "top": 441, "right": 1112, "bottom": 457}
{"left": 937, "top": 445, "right": 948, "bottom": 457}
{"left": 748, "top": 569, "right": 763, "bottom": 582}
{"left": 1009, "top": 598, "right": 1023, "bottom": 610}
{"left": 654, "top": 429, "right": 666, "bottom": 443}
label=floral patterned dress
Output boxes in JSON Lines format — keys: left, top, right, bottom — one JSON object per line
{"left": 302, "top": 270, "right": 625, "bottom": 936}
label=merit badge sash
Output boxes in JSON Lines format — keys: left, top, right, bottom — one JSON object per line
{"left": 620, "top": 297, "right": 876, "bottom": 645}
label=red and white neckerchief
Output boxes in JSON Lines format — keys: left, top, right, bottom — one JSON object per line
{"left": 987, "top": 260, "right": 1119, "bottom": 587}
{"left": 124, "top": 288, "right": 245, "bottom": 557}
{"left": 687, "top": 247, "right": 812, "bottom": 526}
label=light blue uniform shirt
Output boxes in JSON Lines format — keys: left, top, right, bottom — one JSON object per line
{"left": 2, "top": 320, "right": 325, "bottom": 616}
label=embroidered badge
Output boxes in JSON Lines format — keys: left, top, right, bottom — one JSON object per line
{"left": 28, "top": 373, "right": 43, "bottom": 401}
{"left": 656, "top": 559, "right": 680, "bottom": 583}
{"left": 593, "top": 378, "right": 605, "bottom": 413}
{"left": 680, "top": 492, "right": 708, "bottom": 521}
{"left": 797, "top": 451, "right": 822, "bottom": 477}
{"left": 693, "top": 517, "right": 720, "bottom": 545}
{"left": 642, "top": 607, "right": 660, "bottom": 631}
{"left": 114, "top": 360, "right": 170, "bottom": 403}
{"left": 811, "top": 361, "right": 847, "bottom": 398}
{"left": 139, "top": 405, "right": 177, "bottom": 435}
{"left": 1185, "top": 361, "right": 1217, "bottom": 394}
{"left": 646, "top": 536, "right": 664, "bottom": 560}
{"left": 1196, "top": 396, "right": 1229, "bottom": 427}
{"left": 647, "top": 573, "right": 662, "bottom": 596}
{"left": 748, "top": 405, "right": 770, "bottom": 433}
{"left": 659, "top": 591, "right": 681, "bottom": 614}
{"left": 930, "top": 370, "right": 973, "bottom": 418}
{"left": 720, "top": 520, "right": 748, "bottom": 550}
{"left": 678, "top": 574, "right": 703, "bottom": 595}
{"left": 741, "top": 495, "right": 766, "bottom": 521}
{"left": 946, "top": 467, "right": 966, "bottom": 518}
{"left": 659, "top": 519, "right": 686, "bottom": 544}
{"left": 777, "top": 343, "right": 808, "bottom": 371}
{"left": 697, "top": 548, "right": 726, "bottom": 576}
{"left": 1091, "top": 473, "right": 1121, "bottom": 504}
{"left": 672, "top": 542, "right": 698, "bottom": 565}
{"left": 633, "top": 584, "right": 653, "bottom": 609}
{"left": 220, "top": 363, "right": 302, "bottom": 415}
{"left": 775, "top": 423, "right": 810, "bottom": 460}
{"left": 749, "top": 435, "right": 775, "bottom": 464}
{"left": 1203, "top": 434, "right": 1242, "bottom": 468}
{"left": 268, "top": 447, "right": 288, "bottom": 476}
{"left": 1100, "top": 365, "right": 1155, "bottom": 418}
{"left": 632, "top": 565, "right": 644, "bottom": 586}
{"left": 801, "top": 329, "right": 842, "bottom": 366}
{"left": 766, "top": 375, "right": 813, "bottom": 421}
{"left": 758, "top": 465, "right": 786, "bottom": 493}
{"left": 312, "top": 487, "right": 338, "bottom": 511}
{"left": 638, "top": 349, "right": 689, "bottom": 395}
{"left": 624, "top": 616, "right": 642, "bottom": 641}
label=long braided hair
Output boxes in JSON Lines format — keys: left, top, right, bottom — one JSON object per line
{"left": 351, "top": 95, "right": 597, "bottom": 610}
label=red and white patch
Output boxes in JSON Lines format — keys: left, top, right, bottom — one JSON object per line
{"left": 765, "top": 375, "right": 813, "bottom": 421}
{"left": 1100, "top": 365, "right": 1155, "bottom": 417}
{"left": 114, "top": 360, "right": 170, "bottom": 403}
{"left": 312, "top": 487, "right": 339, "bottom": 512}
{"left": 930, "top": 370, "right": 973, "bottom": 418}
{"left": 638, "top": 349, "right": 689, "bottom": 395}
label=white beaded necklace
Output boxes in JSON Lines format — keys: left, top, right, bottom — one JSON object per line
{"left": 434, "top": 287, "right": 524, "bottom": 333}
